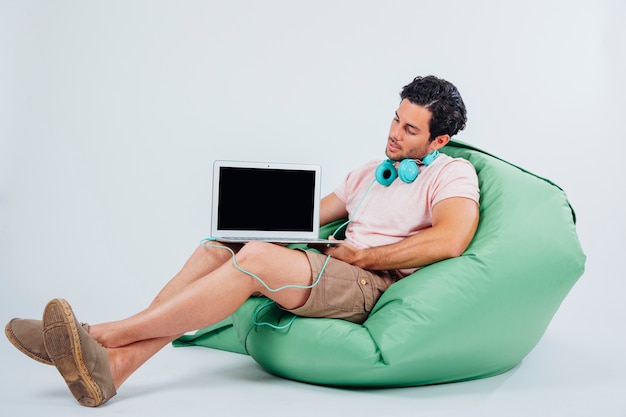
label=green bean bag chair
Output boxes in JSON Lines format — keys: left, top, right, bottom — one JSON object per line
{"left": 174, "top": 140, "right": 586, "bottom": 386}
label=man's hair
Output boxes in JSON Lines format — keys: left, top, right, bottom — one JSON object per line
{"left": 400, "top": 75, "right": 467, "bottom": 140}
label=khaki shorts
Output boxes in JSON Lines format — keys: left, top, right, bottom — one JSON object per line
{"left": 283, "top": 250, "right": 397, "bottom": 324}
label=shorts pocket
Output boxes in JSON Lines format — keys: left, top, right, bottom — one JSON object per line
{"left": 321, "top": 272, "right": 371, "bottom": 313}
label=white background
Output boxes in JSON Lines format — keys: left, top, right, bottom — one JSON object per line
{"left": 1, "top": 1, "right": 624, "bottom": 415}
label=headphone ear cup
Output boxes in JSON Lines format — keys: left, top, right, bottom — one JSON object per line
{"left": 397, "top": 159, "right": 419, "bottom": 183}
{"left": 375, "top": 160, "right": 397, "bottom": 186}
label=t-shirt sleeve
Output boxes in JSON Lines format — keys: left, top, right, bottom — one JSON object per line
{"left": 431, "top": 159, "right": 480, "bottom": 207}
{"left": 334, "top": 177, "right": 348, "bottom": 203}
{"left": 333, "top": 160, "right": 379, "bottom": 205}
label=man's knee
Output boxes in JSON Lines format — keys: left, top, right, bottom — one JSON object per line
{"left": 236, "top": 241, "right": 275, "bottom": 265}
{"left": 196, "top": 241, "right": 236, "bottom": 264}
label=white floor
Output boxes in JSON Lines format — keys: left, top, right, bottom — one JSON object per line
{"left": 0, "top": 334, "right": 623, "bottom": 417}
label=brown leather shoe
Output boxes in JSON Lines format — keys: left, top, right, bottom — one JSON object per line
{"left": 5, "top": 318, "right": 91, "bottom": 366}
{"left": 5, "top": 318, "right": 54, "bottom": 365}
{"left": 43, "top": 299, "right": 116, "bottom": 407}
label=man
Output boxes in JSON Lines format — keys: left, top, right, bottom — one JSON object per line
{"left": 5, "top": 75, "right": 480, "bottom": 407}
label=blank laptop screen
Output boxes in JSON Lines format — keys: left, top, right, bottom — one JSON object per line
{"left": 217, "top": 167, "right": 316, "bottom": 232}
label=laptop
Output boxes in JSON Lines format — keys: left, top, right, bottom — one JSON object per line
{"left": 210, "top": 160, "right": 338, "bottom": 244}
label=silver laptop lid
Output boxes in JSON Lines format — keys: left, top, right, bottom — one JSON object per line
{"left": 211, "top": 160, "right": 322, "bottom": 241}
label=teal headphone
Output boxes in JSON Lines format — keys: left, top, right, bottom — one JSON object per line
{"left": 375, "top": 150, "right": 440, "bottom": 186}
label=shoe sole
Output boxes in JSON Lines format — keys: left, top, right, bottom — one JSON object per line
{"left": 43, "top": 299, "right": 104, "bottom": 407}
{"left": 4, "top": 319, "right": 53, "bottom": 365}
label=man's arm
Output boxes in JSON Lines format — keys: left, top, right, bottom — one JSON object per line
{"left": 324, "top": 197, "right": 479, "bottom": 270}
{"left": 319, "top": 192, "right": 348, "bottom": 226}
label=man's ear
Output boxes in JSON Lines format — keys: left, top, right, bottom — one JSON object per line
{"left": 432, "top": 134, "right": 450, "bottom": 150}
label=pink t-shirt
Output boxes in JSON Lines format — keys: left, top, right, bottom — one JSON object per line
{"left": 333, "top": 154, "right": 480, "bottom": 276}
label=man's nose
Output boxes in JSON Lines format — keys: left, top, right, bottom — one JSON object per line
{"left": 390, "top": 124, "right": 402, "bottom": 141}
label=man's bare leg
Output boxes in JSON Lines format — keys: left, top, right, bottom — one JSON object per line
{"left": 148, "top": 241, "right": 243, "bottom": 308}
{"left": 89, "top": 242, "right": 313, "bottom": 389}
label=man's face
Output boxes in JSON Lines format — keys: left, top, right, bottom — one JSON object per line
{"left": 385, "top": 99, "right": 439, "bottom": 161}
